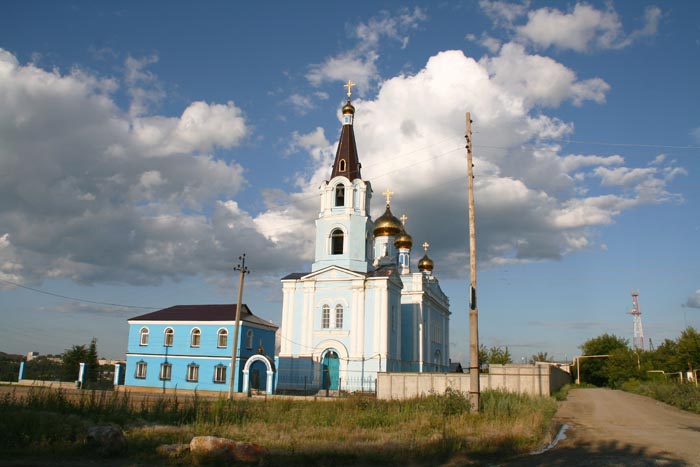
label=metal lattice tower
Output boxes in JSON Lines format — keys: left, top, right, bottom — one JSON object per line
{"left": 627, "top": 291, "right": 645, "bottom": 351}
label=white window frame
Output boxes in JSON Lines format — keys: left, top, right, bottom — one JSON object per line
{"left": 246, "top": 330, "right": 254, "bottom": 350}
{"left": 139, "top": 327, "right": 149, "bottom": 346}
{"left": 164, "top": 328, "right": 174, "bottom": 347}
{"left": 186, "top": 363, "right": 199, "bottom": 382}
{"left": 322, "top": 305, "right": 330, "bottom": 329}
{"left": 135, "top": 361, "right": 147, "bottom": 379}
{"left": 160, "top": 362, "right": 172, "bottom": 381}
{"left": 217, "top": 328, "right": 228, "bottom": 348}
{"left": 335, "top": 304, "right": 343, "bottom": 329}
{"left": 190, "top": 328, "right": 201, "bottom": 348}
{"left": 214, "top": 364, "right": 227, "bottom": 384}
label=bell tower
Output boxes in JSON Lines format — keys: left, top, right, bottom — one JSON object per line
{"left": 311, "top": 82, "right": 373, "bottom": 272}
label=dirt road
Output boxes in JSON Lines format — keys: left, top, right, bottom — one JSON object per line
{"left": 504, "top": 388, "right": 700, "bottom": 466}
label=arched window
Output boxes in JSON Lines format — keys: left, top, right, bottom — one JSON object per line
{"left": 217, "top": 329, "right": 228, "bottom": 348}
{"left": 339, "top": 159, "right": 346, "bottom": 172}
{"left": 331, "top": 229, "right": 344, "bottom": 255}
{"left": 322, "top": 305, "right": 330, "bottom": 329}
{"left": 335, "top": 304, "right": 343, "bottom": 329}
{"left": 164, "top": 328, "right": 174, "bottom": 347}
{"left": 335, "top": 185, "right": 345, "bottom": 206}
{"left": 190, "top": 328, "right": 201, "bottom": 347}
{"left": 139, "top": 327, "right": 149, "bottom": 346}
{"left": 246, "top": 330, "right": 254, "bottom": 350}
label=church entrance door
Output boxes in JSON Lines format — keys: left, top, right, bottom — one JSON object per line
{"left": 322, "top": 350, "right": 340, "bottom": 390}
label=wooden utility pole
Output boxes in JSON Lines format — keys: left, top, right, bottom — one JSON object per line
{"left": 229, "top": 254, "right": 250, "bottom": 399}
{"left": 466, "top": 112, "right": 480, "bottom": 412}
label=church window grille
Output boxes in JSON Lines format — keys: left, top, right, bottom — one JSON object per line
{"left": 335, "top": 305, "right": 343, "bottom": 328}
{"left": 339, "top": 159, "right": 346, "bottom": 172}
{"left": 186, "top": 363, "right": 199, "bottom": 382}
{"left": 214, "top": 364, "right": 227, "bottom": 384}
{"left": 135, "top": 361, "right": 147, "bottom": 379}
{"left": 164, "top": 328, "right": 174, "bottom": 347}
{"left": 246, "top": 330, "right": 254, "bottom": 350}
{"left": 160, "top": 363, "right": 172, "bottom": 381}
{"left": 190, "top": 328, "right": 201, "bottom": 347}
{"left": 217, "top": 329, "right": 228, "bottom": 348}
{"left": 335, "top": 185, "right": 345, "bottom": 206}
{"left": 139, "top": 327, "right": 149, "bottom": 346}
{"left": 331, "top": 229, "right": 344, "bottom": 255}
{"left": 322, "top": 305, "right": 330, "bottom": 329}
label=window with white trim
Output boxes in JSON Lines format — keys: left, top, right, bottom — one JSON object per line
{"left": 335, "top": 305, "right": 343, "bottom": 329}
{"left": 214, "top": 364, "right": 227, "bottom": 384}
{"left": 322, "top": 305, "right": 330, "bottom": 329}
{"left": 164, "top": 328, "right": 174, "bottom": 347}
{"left": 246, "top": 330, "right": 254, "bottom": 350}
{"left": 331, "top": 229, "right": 344, "bottom": 255}
{"left": 217, "top": 329, "right": 228, "bottom": 348}
{"left": 190, "top": 328, "right": 201, "bottom": 347}
{"left": 335, "top": 185, "right": 345, "bottom": 206}
{"left": 186, "top": 363, "right": 199, "bottom": 382}
{"left": 160, "top": 363, "right": 172, "bottom": 381}
{"left": 139, "top": 327, "right": 149, "bottom": 346}
{"left": 135, "top": 361, "right": 147, "bottom": 379}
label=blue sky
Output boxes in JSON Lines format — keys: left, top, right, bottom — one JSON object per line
{"left": 1, "top": 1, "right": 699, "bottom": 363}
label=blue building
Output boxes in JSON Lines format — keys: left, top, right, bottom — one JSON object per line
{"left": 124, "top": 304, "right": 278, "bottom": 394}
{"left": 277, "top": 87, "right": 451, "bottom": 393}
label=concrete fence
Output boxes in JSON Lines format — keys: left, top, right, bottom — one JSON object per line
{"left": 376, "top": 364, "right": 572, "bottom": 400}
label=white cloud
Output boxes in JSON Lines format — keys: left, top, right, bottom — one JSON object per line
{"left": 514, "top": 3, "right": 661, "bottom": 52}
{"left": 686, "top": 290, "right": 700, "bottom": 309}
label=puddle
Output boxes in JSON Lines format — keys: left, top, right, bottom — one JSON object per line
{"left": 530, "top": 423, "right": 571, "bottom": 455}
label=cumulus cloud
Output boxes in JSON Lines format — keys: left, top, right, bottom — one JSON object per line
{"left": 0, "top": 49, "right": 302, "bottom": 286}
{"left": 686, "top": 290, "right": 700, "bottom": 309}
{"left": 481, "top": 2, "right": 661, "bottom": 53}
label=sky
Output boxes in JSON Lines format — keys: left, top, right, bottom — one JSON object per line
{"left": 1, "top": 1, "right": 699, "bottom": 363}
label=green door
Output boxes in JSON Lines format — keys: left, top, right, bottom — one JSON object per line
{"left": 322, "top": 351, "right": 340, "bottom": 390}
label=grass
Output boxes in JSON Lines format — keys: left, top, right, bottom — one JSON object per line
{"left": 623, "top": 380, "right": 700, "bottom": 414}
{"left": 0, "top": 387, "right": 558, "bottom": 465}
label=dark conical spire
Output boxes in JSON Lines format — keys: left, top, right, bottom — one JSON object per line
{"left": 331, "top": 82, "right": 362, "bottom": 181}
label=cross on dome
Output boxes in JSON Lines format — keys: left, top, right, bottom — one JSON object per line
{"left": 400, "top": 214, "right": 408, "bottom": 226}
{"left": 344, "top": 80, "right": 356, "bottom": 98}
{"left": 422, "top": 242, "right": 430, "bottom": 252}
{"left": 382, "top": 188, "right": 394, "bottom": 205}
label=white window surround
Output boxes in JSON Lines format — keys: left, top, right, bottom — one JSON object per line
{"left": 139, "top": 327, "right": 149, "bottom": 346}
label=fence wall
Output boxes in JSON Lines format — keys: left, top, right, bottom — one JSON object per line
{"left": 376, "top": 364, "right": 572, "bottom": 400}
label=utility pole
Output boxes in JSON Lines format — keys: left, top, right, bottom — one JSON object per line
{"left": 466, "top": 112, "right": 480, "bottom": 412}
{"left": 229, "top": 254, "right": 250, "bottom": 399}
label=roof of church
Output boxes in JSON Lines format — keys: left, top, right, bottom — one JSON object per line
{"left": 128, "top": 304, "right": 278, "bottom": 329}
{"left": 330, "top": 98, "right": 361, "bottom": 181}
{"left": 282, "top": 266, "right": 396, "bottom": 280}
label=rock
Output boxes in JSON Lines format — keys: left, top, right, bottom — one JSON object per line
{"left": 85, "top": 425, "right": 127, "bottom": 457}
{"left": 156, "top": 443, "right": 189, "bottom": 458}
{"left": 190, "top": 436, "right": 268, "bottom": 463}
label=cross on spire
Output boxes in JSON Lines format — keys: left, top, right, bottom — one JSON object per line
{"left": 422, "top": 242, "right": 430, "bottom": 252}
{"left": 344, "top": 80, "right": 356, "bottom": 98}
{"left": 400, "top": 214, "right": 408, "bottom": 226}
{"left": 382, "top": 188, "right": 394, "bottom": 205}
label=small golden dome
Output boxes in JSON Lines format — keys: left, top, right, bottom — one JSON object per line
{"left": 342, "top": 99, "right": 355, "bottom": 115}
{"left": 418, "top": 253, "right": 434, "bottom": 272}
{"left": 394, "top": 228, "right": 413, "bottom": 249}
{"left": 373, "top": 205, "right": 402, "bottom": 237}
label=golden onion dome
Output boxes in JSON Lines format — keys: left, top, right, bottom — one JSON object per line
{"left": 394, "top": 228, "right": 413, "bottom": 249}
{"left": 418, "top": 253, "right": 434, "bottom": 273}
{"left": 342, "top": 99, "right": 355, "bottom": 115}
{"left": 373, "top": 204, "right": 402, "bottom": 237}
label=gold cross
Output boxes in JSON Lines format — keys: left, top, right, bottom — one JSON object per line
{"left": 382, "top": 188, "right": 394, "bottom": 205}
{"left": 400, "top": 214, "right": 408, "bottom": 226}
{"left": 344, "top": 80, "right": 356, "bottom": 98}
{"left": 422, "top": 242, "right": 430, "bottom": 252}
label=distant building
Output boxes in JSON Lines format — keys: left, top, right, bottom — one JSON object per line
{"left": 26, "top": 351, "right": 39, "bottom": 361}
{"left": 124, "top": 304, "right": 278, "bottom": 394}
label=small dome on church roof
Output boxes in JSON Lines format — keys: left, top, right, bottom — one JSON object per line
{"left": 394, "top": 228, "right": 413, "bottom": 249}
{"left": 342, "top": 99, "right": 355, "bottom": 115}
{"left": 418, "top": 253, "right": 434, "bottom": 272}
{"left": 373, "top": 204, "right": 402, "bottom": 237}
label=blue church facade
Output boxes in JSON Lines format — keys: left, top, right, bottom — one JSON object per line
{"left": 277, "top": 85, "right": 451, "bottom": 393}
{"left": 124, "top": 304, "right": 278, "bottom": 394}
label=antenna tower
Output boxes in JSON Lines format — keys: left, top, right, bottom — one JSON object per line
{"left": 627, "top": 291, "right": 645, "bottom": 351}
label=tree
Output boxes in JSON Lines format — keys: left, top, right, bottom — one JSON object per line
{"left": 480, "top": 345, "right": 513, "bottom": 365}
{"left": 62, "top": 344, "right": 88, "bottom": 382}
{"left": 86, "top": 337, "right": 100, "bottom": 383}
{"left": 530, "top": 351, "right": 554, "bottom": 364}
{"left": 579, "top": 333, "right": 629, "bottom": 387}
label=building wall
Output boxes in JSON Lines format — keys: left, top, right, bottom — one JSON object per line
{"left": 376, "top": 364, "right": 572, "bottom": 399}
{"left": 125, "top": 321, "right": 275, "bottom": 393}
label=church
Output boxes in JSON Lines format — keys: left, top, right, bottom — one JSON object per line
{"left": 276, "top": 83, "right": 451, "bottom": 393}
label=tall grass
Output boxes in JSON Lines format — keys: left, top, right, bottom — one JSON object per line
{"left": 0, "top": 387, "right": 558, "bottom": 465}
{"left": 623, "top": 380, "right": 700, "bottom": 413}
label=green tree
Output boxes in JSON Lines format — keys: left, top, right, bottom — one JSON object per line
{"left": 62, "top": 345, "right": 88, "bottom": 381}
{"left": 86, "top": 337, "right": 100, "bottom": 383}
{"left": 579, "top": 333, "right": 629, "bottom": 387}
{"left": 530, "top": 351, "right": 554, "bottom": 364}
{"left": 675, "top": 327, "right": 700, "bottom": 372}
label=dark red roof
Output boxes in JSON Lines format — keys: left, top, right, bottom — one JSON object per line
{"left": 331, "top": 117, "right": 362, "bottom": 181}
{"left": 128, "top": 304, "right": 278, "bottom": 329}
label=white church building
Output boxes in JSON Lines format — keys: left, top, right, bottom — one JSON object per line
{"left": 275, "top": 85, "right": 451, "bottom": 393}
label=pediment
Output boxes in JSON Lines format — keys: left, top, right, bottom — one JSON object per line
{"left": 301, "top": 265, "right": 366, "bottom": 282}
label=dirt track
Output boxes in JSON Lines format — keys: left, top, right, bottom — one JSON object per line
{"left": 504, "top": 388, "right": 700, "bottom": 466}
